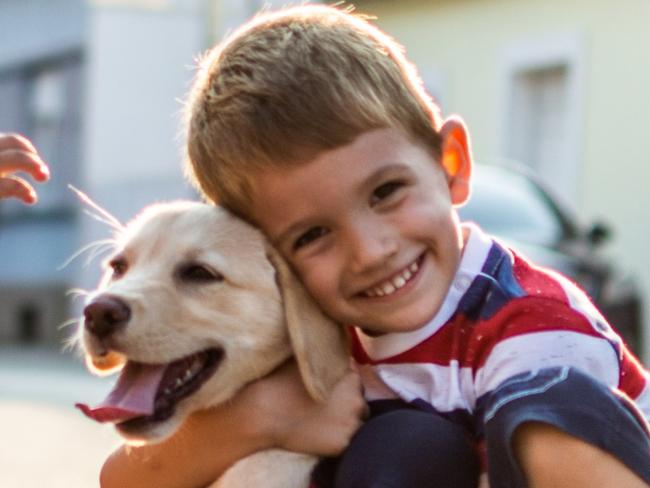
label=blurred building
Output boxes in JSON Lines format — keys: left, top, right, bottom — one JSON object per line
{"left": 1, "top": 0, "right": 648, "bottom": 359}
{"left": 0, "top": 0, "right": 287, "bottom": 347}
{"left": 0, "top": 0, "right": 86, "bottom": 345}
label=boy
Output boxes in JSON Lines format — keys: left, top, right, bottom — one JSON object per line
{"left": 102, "top": 5, "right": 650, "bottom": 487}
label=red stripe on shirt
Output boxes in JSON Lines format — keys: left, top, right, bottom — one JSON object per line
{"left": 620, "top": 350, "right": 648, "bottom": 399}
{"left": 351, "top": 296, "right": 606, "bottom": 377}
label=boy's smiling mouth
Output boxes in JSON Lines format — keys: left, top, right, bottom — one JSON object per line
{"left": 361, "top": 254, "right": 424, "bottom": 298}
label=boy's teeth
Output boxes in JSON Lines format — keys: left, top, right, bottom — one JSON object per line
{"left": 393, "top": 276, "right": 406, "bottom": 288}
{"left": 365, "top": 258, "right": 420, "bottom": 297}
{"left": 382, "top": 283, "right": 396, "bottom": 295}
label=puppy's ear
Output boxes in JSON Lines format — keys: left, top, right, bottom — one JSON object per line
{"left": 266, "top": 246, "right": 350, "bottom": 402}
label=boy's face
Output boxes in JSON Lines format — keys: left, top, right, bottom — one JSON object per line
{"left": 248, "top": 123, "right": 472, "bottom": 335}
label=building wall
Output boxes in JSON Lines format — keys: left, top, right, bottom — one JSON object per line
{"left": 0, "top": 0, "right": 317, "bottom": 346}
{"left": 78, "top": 0, "right": 209, "bottom": 292}
{"left": 0, "top": 285, "right": 70, "bottom": 344}
{"left": 355, "top": 0, "right": 650, "bottom": 358}
{"left": 0, "top": 0, "right": 85, "bottom": 68}
{"left": 78, "top": 0, "right": 315, "bottom": 289}
{"left": 0, "top": 0, "right": 87, "bottom": 347}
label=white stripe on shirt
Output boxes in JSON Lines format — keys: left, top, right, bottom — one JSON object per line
{"left": 474, "top": 330, "right": 620, "bottom": 399}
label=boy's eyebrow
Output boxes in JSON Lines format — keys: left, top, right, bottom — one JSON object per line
{"left": 363, "top": 162, "right": 410, "bottom": 187}
{"left": 272, "top": 162, "right": 410, "bottom": 248}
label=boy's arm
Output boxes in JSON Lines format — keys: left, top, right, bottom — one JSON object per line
{"left": 100, "top": 403, "right": 267, "bottom": 488}
{"left": 475, "top": 301, "right": 650, "bottom": 487}
{"left": 100, "top": 361, "right": 365, "bottom": 488}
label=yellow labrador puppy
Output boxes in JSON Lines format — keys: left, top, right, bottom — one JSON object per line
{"left": 76, "top": 201, "right": 349, "bottom": 487}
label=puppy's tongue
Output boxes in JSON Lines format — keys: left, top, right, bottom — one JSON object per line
{"left": 76, "top": 361, "right": 165, "bottom": 423}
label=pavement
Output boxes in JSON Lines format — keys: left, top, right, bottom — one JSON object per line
{"left": 0, "top": 346, "right": 121, "bottom": 488}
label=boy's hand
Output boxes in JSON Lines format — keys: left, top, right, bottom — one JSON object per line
{"left": 244, "top": 360, "right": 367, "bottom": 456}
{"left": 0, "top": 133, "right": 50, "bottom": 204}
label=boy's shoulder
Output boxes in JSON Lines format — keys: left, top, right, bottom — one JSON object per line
{"left": 460, "top": 225, "right": 607, "bottom": 331}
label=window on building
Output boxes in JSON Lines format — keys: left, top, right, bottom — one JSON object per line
{"left": 0, "top": 52, "right": 83, "bottom": 218}
{"left": 507, "top": 64, "right": 569, "bottom": 180}
{"left": 500, "top": 34, "right": 584, "bottom": 210}
{"left": 17, "top": 303, "right": 40, "bottom": 344}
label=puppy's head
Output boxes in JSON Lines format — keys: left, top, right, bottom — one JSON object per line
{"left": 76, "top": 201, "right": 348, "bottom": 444}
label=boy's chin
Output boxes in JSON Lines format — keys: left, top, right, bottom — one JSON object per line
{"left": 358, "top": 327, "right": 387, "bottom": 337}
{"left": 357, "top": 316, "right": 434, "bottom": 336}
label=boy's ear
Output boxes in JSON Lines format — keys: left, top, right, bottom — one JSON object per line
{"left": 265, "top": 244, "right": 350, "bottom": 402}
{"left": 439, "top": 116, "right": 472, "bottom": 205}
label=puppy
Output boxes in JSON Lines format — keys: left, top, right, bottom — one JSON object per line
{"left": 75, "top": 201, "right": 349, "bottom": 487}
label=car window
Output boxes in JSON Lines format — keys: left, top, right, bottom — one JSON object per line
{"left": 458, "top": 166, "right": 563, "bottom": 245}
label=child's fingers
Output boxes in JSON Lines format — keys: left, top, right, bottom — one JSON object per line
{"left": 0, "top": 148, "right": 50, "bottom": 182}
{"left": 0, "top": 132, "right": 38, "bottom": 154}
{"left": 0, "top": 132, "right": 49, "bottom": 181}
{"left": 0, "top": 175, "right": 38, "bottom": 204}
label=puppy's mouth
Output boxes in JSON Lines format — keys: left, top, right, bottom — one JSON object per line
{"left": 76, "top": 348, "right": 223, "bottom": 427}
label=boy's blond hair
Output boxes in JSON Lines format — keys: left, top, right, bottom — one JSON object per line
{"left": 185, "top": 4, "right": 443, "bottom": 217}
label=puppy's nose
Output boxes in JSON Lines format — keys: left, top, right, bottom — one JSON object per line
{"left": 84, "top": 295, "right": 131, "bottom": 339}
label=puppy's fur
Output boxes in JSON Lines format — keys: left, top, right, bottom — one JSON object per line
{"left": 78, "top": 201, "right": 349, "bottom": 487}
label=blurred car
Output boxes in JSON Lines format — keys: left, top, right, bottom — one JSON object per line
{"left": 458, "top": 163, "right": 643, "bottom": 355}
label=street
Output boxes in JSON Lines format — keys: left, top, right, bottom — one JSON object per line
{"left": 0, "top": 346, "right": 120, "bottom": 487}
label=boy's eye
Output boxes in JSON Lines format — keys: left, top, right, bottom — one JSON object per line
{"left": 370, "top": 180, "right": 404, "bottom": 205}
{"left": 293, "top": 226, "right": 328, "bottom": 250}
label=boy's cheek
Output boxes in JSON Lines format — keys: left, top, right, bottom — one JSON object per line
{"left": 300, "top": 271, "right": 334, "bottom": 306}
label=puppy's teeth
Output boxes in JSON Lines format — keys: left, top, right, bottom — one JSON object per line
{"left": 409, "top": 262, "right": 418, "bottom": 272}
{"left": 175, "top": 378, "right": 183, "bottom": 387}
{"left": 392, "top": 276, "right": 406, "bottom": 289}
{"left": 403, "top": 269, "right": 412, "bottom": 280}
{"left": 190, "top": 360, "right": 202, "bottom": 375}
{"left": 164, "top": 388, "right": 171, "bottom": 395}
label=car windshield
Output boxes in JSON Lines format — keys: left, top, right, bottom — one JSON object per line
{"left": 458, "top": 165, "right": 563, "bottom": 245}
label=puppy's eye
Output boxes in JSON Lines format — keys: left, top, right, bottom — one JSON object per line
{"left": 177, "top": 264, "right": 223, "bottom": 283}
{"left": 109, "top": 258, "right": 128, "bottom": 278}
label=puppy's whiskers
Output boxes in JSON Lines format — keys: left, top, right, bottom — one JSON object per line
{"left": 59, "top": 320, "right": 83, "bottom": 355}
{"left": 59, "top": 238, "right": 117, "bottom": 270}
{"left": 66, "top": 287, "right": 91, "bottom": 300}
{"left": 68, "top": 184, "right": 124, "bottom": 232}
{"left": 58, "top": 317, "right": 82, "bottom": 330}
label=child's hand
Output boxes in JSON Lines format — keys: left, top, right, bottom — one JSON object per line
{"left": 0, "top": 133, "right": 50, "bottom": 204}
{"left": 244, "top": 360, "right": 367, "bottom": 456}
{"left": 100, "top": 361, "right": 366, "bottom": 488}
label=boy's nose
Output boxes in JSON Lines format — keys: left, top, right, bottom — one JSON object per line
{"left": 347, "top": 227, "right": 398, "bottom": 274}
